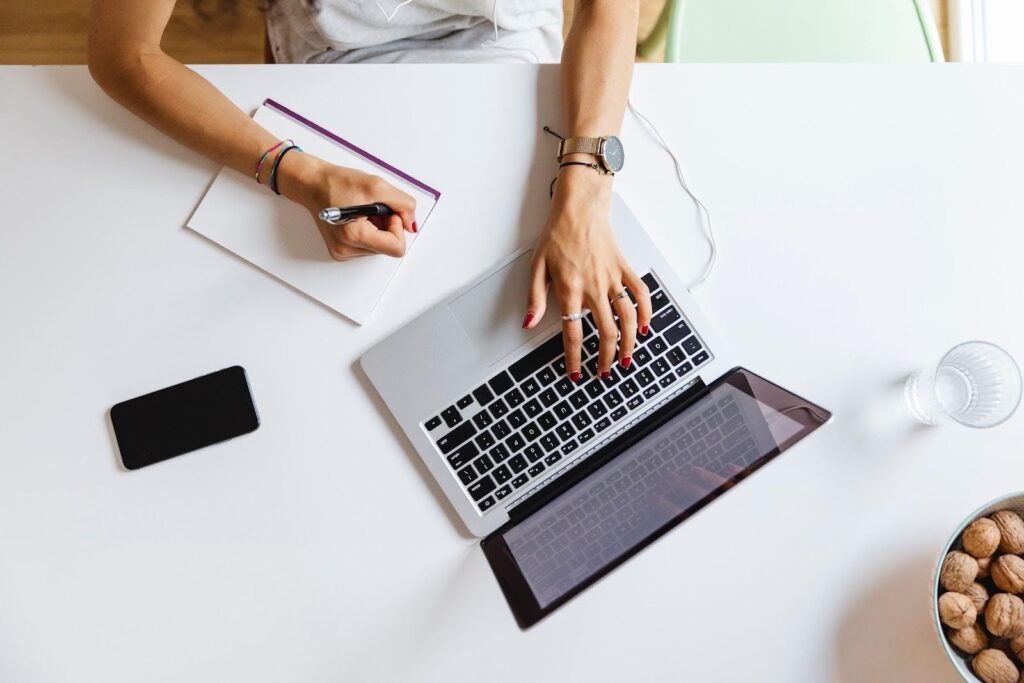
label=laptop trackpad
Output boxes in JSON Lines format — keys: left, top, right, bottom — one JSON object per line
{"left": 449, "top": 251, "right": 559, "bottom": 368}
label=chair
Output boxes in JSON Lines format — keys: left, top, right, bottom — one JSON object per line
{"left": 638, "top": 0, "right": 944, "bottom": 62}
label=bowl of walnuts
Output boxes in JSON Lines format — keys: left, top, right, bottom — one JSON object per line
{"left": 935, "top": 493, "right": 1024, "bottom": 682}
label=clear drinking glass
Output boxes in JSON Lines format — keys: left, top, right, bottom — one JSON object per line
{"left": 904, "top": 341, "right": 1022, "bottom": 427}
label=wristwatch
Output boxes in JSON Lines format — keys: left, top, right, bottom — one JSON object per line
{"left": 557, "top": 135, "right": 625, "bottom": 175}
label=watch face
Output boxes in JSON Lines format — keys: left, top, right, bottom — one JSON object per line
{"left": 602, "top": 136, "right": 625, "bottom": 172}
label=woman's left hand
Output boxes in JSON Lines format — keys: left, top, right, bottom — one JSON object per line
{"left": 523, "top": 168, "right": 653, "bottom": 382}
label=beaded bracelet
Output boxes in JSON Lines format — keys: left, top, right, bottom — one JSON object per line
{"left": 254, "top": 139, "right": 292, "bottom": 183}
{"left": 269, "top": 144, "right": 303, "bottom": 195}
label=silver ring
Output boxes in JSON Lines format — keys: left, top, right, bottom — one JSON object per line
{"left": 609, "top": 288, "right": 628, "bottom": 305}
{"left": 561, "top": 312, "right": 584, "bottom": 322}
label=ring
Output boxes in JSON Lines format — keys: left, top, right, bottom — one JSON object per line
{"left": 609, "top": 288, "right": 628, "bottom": 305}
{"left": 561, "top": 312, "right": 584, "bottom": 322}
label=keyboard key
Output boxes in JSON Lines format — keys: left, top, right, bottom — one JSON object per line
{"left": 634, "top": 347, "right": 653, "bottom": 366}
{"left": 676, "top": 361, "right": 693, "bottom": 376}
{"left": 545, "top": 451, "right": 564, "bottom": 465}
{"left": 492, "top": 419, "right": 511, "bottom": 439}
{"left": 538, "top": 412, "right": 557, "bottom": 431}
{"left": 457, "top": 395, "right": 473, "bottom": 409}
{"left": 554, "top": 357, "right": 567, "bottom": 376}
{"left": 692, "top": 350, "right": 710, "bottom": 366}
{"left": 457, "top": 465, "right": 478, "bottom": 485}
{"left": 627, "top": 395, "right": 643, "bottom": 410}
{"left": 491, "top": 443, "right": 511, "bottom": 462}
{"left": 474, "top": 431, "right": 495, "bottom": 450}
{"left": 561, "top": 440, "right": 578, "bottom": 456}
{"left": 643, "top": 384, "right": 660, "bottom": 399}
{"left": 510, "top": 334, "right": 565, "bottom": 381}
{"left": 556, "top": 423, "right": 575, "bottom": 440}
{"left": 523, "top": 398, "right": 543, "bottom": 418}
{"left": 472, "top": 411, "right": 493, "bottom": 429}
{"left": 585, "top": 380, "right": 604, "bottom": 398}
{"left": 583, "top": 336, "right": 600, "bottom": 356}
{"left": 524, "top": 444, "right": 544, "bottom": 462}
{"left": 652, "top": 358, "right": 671, "bottom": 376}
{"left": 667, "top": 347, "right": 687, "bottom": 366}
{"left": 468, "top": 476, "right": 496, "bottom": 501}
{"left": 659, "top": 374, "right": 677, "bottom": 389}
{"left": 571, "top": 412, "right": 591, "bottom": 429}
{"left": 528, "top": 462, "right": 546, "bottom": 477}
{"left": 489, "top": 399, "right": 509, "bottom": 418}
{"left": 537, "top": 366, "right": 557, "bottom": 386}
{"left": 493, "top": 464, "right": 512, "bottom": 484}
{"left": 595, "top": 417, "right": 611, "bottom": 432}
{"left": 505, "top": 388, "right": 524, "bottom": 407}
{"left": 506, "top": 433, "right": 526, "bottom": 452}
{"left": 521, "top": 423, "right": 541, "bottom": 442}
{"left": 569, "top": 390, "right": 589, "bottom": 410}
{"left": 447, "top": 442, "right": 479, "bottom": 470}
{"left": 539, "top": 388, "right": 558, "bottom": 407}
{"left": 604, "top": 390, "right": 624, "bottom": 409}
{"left": 521, "top": 377, "right": 541, "bottom": 397}
{"left": 650, "top": 289, "right": 670, "bottom": 312}
{"left": 553, "top": 400, "right": 573, "bottom": 419}
{"left": 651, "top": 306, "right": 681, "bottom": 332}
{"left": 472, "top": 384, "right": 495, "bottom": 406}
{"left": 436, "top": 422, "right": 476, "bottom": 454}
{"left": 636, "top": 369, "right": 655, "bottom": 387}
{"left": 682, "top": 336, "right": 703, "bottom": 355}
{"left": 508, "top": 454, "right": 528, "bottom": 473}
{"left": 540, "top": 432, "right": 560, "bottom": 451}
{"left": 620, "top": 379, "right": 639, "bottom": 397}
{"left": 478, "top": 496, "right": 495, "bottom": 512}
{"left": 554, "top": 377, "right": 574, "bottom": 396}
{"left": 441, "top": 406, "right": 462, "bottom": 428}
{"left": 494, "top": 484, "right": 512, "bottom": 501}
{"left": 425, "top": 415, "right": 442, "bottom": 431}
{"left": 474, "top": 454, "right": 494, "bottom": 475}
{"left": 664, "top": 321, "right": 692, "bottom": 345}
{"left": 641, "top": 272, "right": 660, "bottom": 293}
{"left": 648, "top": 337, "right": 668, "bottom": 356}
{"left": 489, "top": 371, "right": 514, "bottom": 396}
{"left": 587, "top": 401, "right": 608, "bottom": 419}
{"left": 611, "top": 406, "right": 627, "bottom": 421}
{"left": 578, "top": 427, "right": 595, "bottom": 443}
{"left": 512, "top": 474, "right": 529, "bottom": 488}
{"left": 507, "top": 409, "right": 526, "bottom": 429}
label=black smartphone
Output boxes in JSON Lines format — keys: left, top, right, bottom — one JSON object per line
{"left": 110, "top": 366, "right": 259, "bottom": 470}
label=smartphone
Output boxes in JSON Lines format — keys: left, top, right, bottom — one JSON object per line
{"left": 110, "top": 366, "right": 259, "bottom": 470}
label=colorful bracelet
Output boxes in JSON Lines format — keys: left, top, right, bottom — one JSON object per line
{"left": 269, "top": 144, "right": 303, "bottom": 195}
{"left": 254, "top": 139, "right": 292, "bottom": 183}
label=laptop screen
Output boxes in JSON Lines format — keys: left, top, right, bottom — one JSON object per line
{"left": 482, "top": 368, "right": 830, "bottom": 628}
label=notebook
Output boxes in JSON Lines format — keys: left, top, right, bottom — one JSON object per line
{"left": 187, "top": 98, "right": 440, "bottom": 325}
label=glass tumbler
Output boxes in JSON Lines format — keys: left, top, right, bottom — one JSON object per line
{"left": 904, "top": 341, "right": 1022, "bottom": 427}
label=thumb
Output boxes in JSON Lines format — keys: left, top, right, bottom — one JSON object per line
{"left": 524, "top": 256, "right": 548, "bottom": 329}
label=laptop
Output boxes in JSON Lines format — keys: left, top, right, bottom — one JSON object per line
{"left": 361, "top": 194, "right": 831, "bottom": 627}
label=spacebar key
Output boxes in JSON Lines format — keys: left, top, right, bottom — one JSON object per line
{"left": 436, "top": 421, "right": 476, "bottom": 454}
{"left": 509, "top": 333, "right": 564, "bottom": 381}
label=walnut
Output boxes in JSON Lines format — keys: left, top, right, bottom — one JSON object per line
{"left": 965, "top": 518, "right": 1003, "bottom": 558}
{"left": 987, "top": 594, "right": 1024, "bottom": 638}
{"left": 950, "top": 623, "right": 990, "bottom": 655}
{"left": 974, "top": 648, "right": 1020, "bottom": 683}
{"left": 940, "top": 592, "right": 978, "bottom": 629}
{"left": 942, "top": 551, "right": 980, "bottom": 592}
{"left": 993, "top": 511, "right": 1024, "bottom": 554}
{"left": 1011, "top": 635, "right": 1024, "bottom": 663}
{"left": 994, "top": 556, "right": 1024, "bottom": 593}
{"left": 982, "top": 557, "right": 994, "bottom": 579}
{"left": 967, "top": 582, "right": 992, "bottom": 614}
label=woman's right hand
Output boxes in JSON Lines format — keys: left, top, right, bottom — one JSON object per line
{"left": 277, "top": 152, "right": 417, "bottom": 261}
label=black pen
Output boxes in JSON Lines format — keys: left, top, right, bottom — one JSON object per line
{"left": 318, "top": 203, "right": 393, "bottom": 224}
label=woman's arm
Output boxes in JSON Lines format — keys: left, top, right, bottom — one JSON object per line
{"left": 524, "top": 0, "right": 653, "bottom": 381}
{"left": 88, "top": 0, "right": 416, "bottom": 259}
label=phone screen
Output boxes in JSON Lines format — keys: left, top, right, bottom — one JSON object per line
{"left": 110, "top": 366, "right": 259, "bottom": 470}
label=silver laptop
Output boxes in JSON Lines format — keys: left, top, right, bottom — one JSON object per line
{"left": 362, "top": 194, "right": 738, "bottom": 536}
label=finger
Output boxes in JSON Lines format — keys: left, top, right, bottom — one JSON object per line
{"left": 524, "top": 256, "right": 548, "bottom": 329}
{"left": 589, "top": 296, "right": 620, "bottom": 379}
{"left": 559, "top": 293, "right": 585, "bottom": 382}
{"left": 327, "top": 242, "right": 376, "bottom": 261}
{"left": 612, "top": 286, "right": 637, "bottom": 367}
{"left": 623, "top": 268, "right": 652, "bottom": 337}
{"left": 344, "top": 219, "right": 406, "bottom": 258}
{"left": 372, "top": 177, "right": 418, "bottom": 233}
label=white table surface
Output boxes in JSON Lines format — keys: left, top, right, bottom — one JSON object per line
{"left": 2, "top": 64, "right": 1023, "bottom": 682}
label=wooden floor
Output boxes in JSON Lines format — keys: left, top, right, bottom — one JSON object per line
{"left": 0, "top": 0, "right": 947, "bottom": 65}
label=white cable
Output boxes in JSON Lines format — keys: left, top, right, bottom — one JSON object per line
{"left": 627, "top": 98, "right": 717, "bottom": 292}
{"left": 375, "top": 0, "right": 415, "bottom": 22}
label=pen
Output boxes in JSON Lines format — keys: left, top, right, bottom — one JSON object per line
{"left": 318, "top": 202, "right": 393, "bottom": 224}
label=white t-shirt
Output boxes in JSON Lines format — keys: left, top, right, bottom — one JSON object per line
{"left": 266, "top": 0, "right": 564, "bottom": 63}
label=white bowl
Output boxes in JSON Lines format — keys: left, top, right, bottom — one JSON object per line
{"left": 933, "top": 492, "right": 1024, "bottom": 681}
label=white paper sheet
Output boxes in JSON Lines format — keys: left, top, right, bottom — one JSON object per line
{"left": 187, "top": 100, "right": 440, "bottom": 325}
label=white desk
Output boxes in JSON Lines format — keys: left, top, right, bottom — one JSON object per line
{"left": 2, "top": 64, "right": 1023, "bottom": 682}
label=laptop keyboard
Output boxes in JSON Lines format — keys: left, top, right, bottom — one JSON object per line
{"left": 422, "top": 272, "right": 714, "bottom": 514}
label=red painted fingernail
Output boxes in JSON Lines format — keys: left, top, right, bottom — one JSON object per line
{"left": 570, "top": 371, "right": 581, "bottom": 383}
{"left": 621, "top": 357, "right": 632, "bottom": 369}
{"left": 521, "top": 312, "right": 534, "bottom": 329}
{"left": 412, "top": 221, "right": 418, "bottom": 233}
{"left": 640, "top": 325, "right": 650, "bottom": 335}
{"left": 600, "top": 370, "right": 611, "bottom": 380}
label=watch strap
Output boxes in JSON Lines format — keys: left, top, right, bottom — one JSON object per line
{"left": 558, "top": 136, "right": 603, "bottom": 160}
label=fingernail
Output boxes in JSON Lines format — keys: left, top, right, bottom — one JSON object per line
{"left": 640, "top": 325, "right": 650, "bottom": 335}
{"left": 600, "top": 370, "right": 611, "bottom": 380}
{"left": 412, "top": 221, "right": 418, "bottom": 233}
{"left": 621, "top": 357, "right": 632, "bottom": 369}
{"left": 570, "top": 371, "right": 581, "bottom": 383}
{"left": 521, "top": 312, "right": 534, "bottom": 329}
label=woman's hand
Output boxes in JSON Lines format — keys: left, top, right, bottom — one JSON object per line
{"left": 524, "top": 167, "right": 652, "bottom": 382}
{"left": 277, "top": 152, "right": 417, "bottom": 260}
